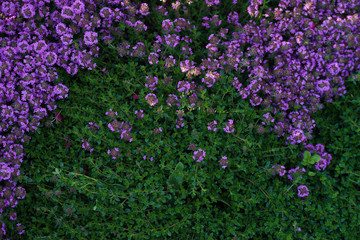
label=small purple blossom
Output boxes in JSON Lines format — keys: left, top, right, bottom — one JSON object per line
{"left": 61, "top": 6, "right": 75, "bottom": 20}
{"left": 143, "top": 155, "right": 153, "bottom": 161}
{"left": 84, "top": 31, "right": 98, "bottom": 46}
{"left": 88, "top": 122, "right": 100, "bottom": 133}
{"left": 287, "top": 167, "right": 306, "bottom": 181}
{"left": 135, "top": 109, "right": 144, "bottom": 119}
{"left": 205, "top": 0, "right": 220, "bottom": 6}
{"left": 81, "top": 139, "right": 94, "bottom": 152}
{"left": 220, "top": 156, "right": 228, "bottom": 169}
{"left": 193, "top": 149, "right": 206, "bottom": 163}
{"left": 297, "top": 185, "right": 310, "bottom": 198}
{"left": 21, "top": 4, "right": 36, "bottom": 19}
{"left": 107, "top": 147, "right": 120, "bottom": 160}
{"left": 207, "top": 120, "right": 217, "bottom": 132}
{"left": 145, "top": 93, "right": 158, "bottom": 106}
{"left": 71, "top": 0, "right": 85, "bottom": 14}
{"left": 271, "top": 164, "right": 287, "bottom": 176}
{"left": 223, "top": 119, "right": 235, "bottom": 133}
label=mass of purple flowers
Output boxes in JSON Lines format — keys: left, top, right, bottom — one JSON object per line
{"left": 0, "top": 0, "right": 359, "bottom": 237}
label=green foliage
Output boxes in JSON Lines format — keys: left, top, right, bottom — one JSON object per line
{"left": 302, "top": 150, "right": 321, "bottom": 167}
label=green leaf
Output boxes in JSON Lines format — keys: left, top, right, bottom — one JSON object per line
{"left": 308, "top": 171, "right": 316, "bottom": 176}
{"left": 168, "top": 173, "right": 183, "bottom": 189}
{"left": 310, "top": 154, "right": 321, "bottom": 164}
{"left": 303, "top": 151, "right": 311, "bottom": 160}
{"left": 175, "top": 162, "right": 184, "bottom": 172}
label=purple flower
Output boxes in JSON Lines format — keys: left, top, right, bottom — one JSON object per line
{"left": 287, "top": 167, "right": 306, "bottom": 181}
{"left": 99, "top": 7, "right": 114, "bottom": 19}
{"left": 134, "top": 21, "right": 147, "bottom": 31}
{"left": 71, "top": 0, "right": 85, "bottom": 14}
{"left": 43, "top": 52, "right": 58, "bottom": 66}
{"left": 316, "top": 80, "right": 330, "bottom": 93}
{"left": 15, "top": 186, "right": 26, "bottom": 200}
{"left": 289, "top": 129, "right": 307, "bottom": 144}
{"left": 207, "top": 120, "right": 217, "bottom": 132}
{"left": 9, "top": 211, "right": 17, "bottom": 221}
{"left": 84, "top": 31, "right": 98, "bottom": 46}
{"left": 175, "top": 117, "right": 185, "bottom": 128}
{"left": 166, "top": 94, "right": 179, "bottom": 107}
{"left": 33, "top": 40, "right": 48, "bottom": 54}
{"left": 17, "top": 223, "right": 24, "bottom": 235}
{"left": 223, "top": 119, "right": 235, "bottom": 133}
{"left": 55, "top": 23, "right": 68, "bottom": 36}
{"left": 88, "top": 122, "right": 100, "bottom": 133}
{"left": 148, "top": 52, "right": 159, "bottom": 65}
{"left": 327, "top": 62, "right": 341, "bottom": 76}
{"left": 21, "top": 4, "right": 36, "bottom": 19}
{"left": 271, "top": 164, "right": 287, "bottom": 176}
{"left": 321, "top": 152, "right": 332, "bottom": 165}
{"left": 143, "top": 155, "right": 154, "bottom": 162}
{"left": 2, "top": 2, "right": 16, "bottom": 16}
{"left": 179, "top": 60, "right": 194, "bottom": 73}
{"left": 205, "top": 0, "right": 220, "bottom": 6}
{"left": 107, "top": 148, "right": 120, "bottom": 160}
{"left": 315, "top": 144, "right": 325, "bottom": 154}
{"left": 108, "top": 119, "right": 121, "bottom": 133}
{"left": 177, "top": 80, "right": 191, "bottom": 94}
{"left": 139, "top": 3, "right": 150, "bottom": 16}
{"left": 61, "top": 33, "right": 73, "bottom": 46}
{"left": 202, "top": 71, "right": 219, "bottom": 88}
{"left": 105, "top": 109, "right": 118, "bottom": 119}
{"left": 81, "top": 139, "right": 94, "bottom": 152}
{"left": 61, "top": 6, "right": 75, "bottom": 20}
{"left": 220, "top": 156, "right": 228, "bottom": 169}
{"left": 121, "top": 131, "right": 133, "bottom": 142}
{"left": 297, "top": 185, "right": 310, "bottom": 198}
{"left": 145, "top": 76, "right": 158, "bottom": 90}
{"left": 145, "top": 93, "right": 158, "bottom": 106}
{"left": 314, "top": 158, "right": 328, "bottom": 171}
{"left": 164, "top": 55, "right": 176, "bottom": 69}
{"left": 193, "top": 149, "right": 206, "bottom": 163}
{"left": 162, "top": 19, "right": 174, "bottom": 32}
{"left": 120, "top": 121, "right": 132, "bottom": 132}
{"left": 135, "top": 109, "right": 144, "bottom": 119}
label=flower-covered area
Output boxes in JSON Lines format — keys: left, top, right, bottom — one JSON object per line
{"left": 0, "top": 0, "right": 359, "bottom": 238}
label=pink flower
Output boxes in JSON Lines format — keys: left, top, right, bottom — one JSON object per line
{"left": 132, "top": 94, "right": 139, "bottom": 100}
{"left": 65, "top": 141, "right": 72, "bottom": 150}
{"left": 54, "top": 112, "right": 62, "bottom": 124}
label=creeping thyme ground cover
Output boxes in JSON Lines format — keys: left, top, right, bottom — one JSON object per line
{"left": 0, "top": 0, "right": 360, "bottom": 239}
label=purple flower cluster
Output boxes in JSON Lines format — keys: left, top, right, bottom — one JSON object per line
{"left": 193, "top": 149, "right": 206, "bottom": 163}
{"left": 270, "top": 164, "right": 309, "bottom": 198}
{"left": 145, "top": 76, "right": 159, "bottom": 91}
{"left": 145, "top": 93, "right": 159, "bottom": 106}
{"left": 81, "top": 138, "right": 94, "bottom": 152}
{"left": 224, "top": 0, "right": 360, "bottom": 146}
{"left": 107, "top": 147, "right": 120, "bottom": 160}
{"left": 88, "top": 122, "right": 100, "bottom": 133}
{"left": 134, "top": 109, "right": 144, "bottom": 119}
{"left": 207, "top": 120, "right": 218, "bottom": 132}
{"left": 205, "top": 0, "right": 221, "bottom": 7}
{"left": 106, "top": 109, "right": 133, "bottom": 143}
{"left": 304, "top": 143, "right": 332, "bottom": 171}
{"left": 297, "top": 185, "right": 310, "bottom": 198}
{"left": 247, "top": 0, "right": 263, "bottom": 18}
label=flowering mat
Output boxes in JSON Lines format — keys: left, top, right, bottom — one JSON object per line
{"left": 0, "top": 0, "right": 360, "bottom": 239}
